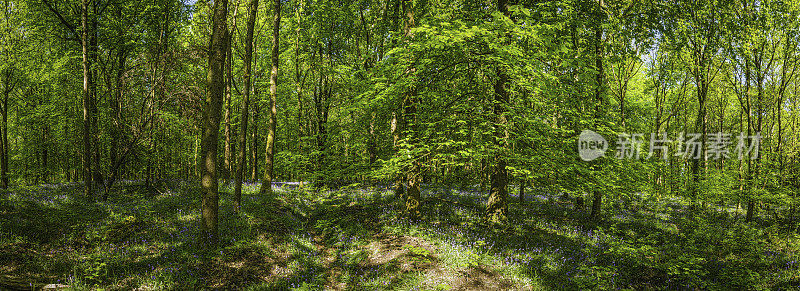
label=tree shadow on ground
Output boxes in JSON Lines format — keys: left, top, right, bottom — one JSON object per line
{"left": 3, "top": 183, "right": 798, "bottom": 290}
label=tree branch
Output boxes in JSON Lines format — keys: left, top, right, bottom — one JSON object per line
{"left": 42, "top": 0, "right": 78, "bottom": 36}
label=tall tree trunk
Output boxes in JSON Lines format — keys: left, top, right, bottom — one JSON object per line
{"left": 155, "top": 2, "right": 170, "bottom": 186}
{"left": 0, "top": 0, "right": 11, "bottom": 189}
{"left": 104, "top": 45, "right": 127, "bottom": 199}
{"left": 312, "top": 53, "right": 329, "bottom": 183}
{"left": 739, "top": 50, "right": 753, "bottom": 221}
{"left": 485, "top": 0, "right": 513, "bottom": 224}
{"left": 80, "top": 0, "right": 93, "bottom": 198}
{"left": 293, "top": 1, "right": 306, "bottom": 160}
{"left": 0, "top": 65, "right": 10, "bottom": 189}
{"left": 234, "top": 0, "right": 258, "bottom": 213}
{"left": 747, "top": 49, "right": 769, "bottom": 222}
{"left": 89, "top": 8, "right": 102, "bottom": 194}
{"left": 399, "top": 0, "right": 421, "bottom": 220}
{"left": 145, "top": 7, "right": 167, "bottom": 190}
{"left": 776, "top": 33, "right": 796, "bottom": 222}
{"left": 223, "top": 1, "right": 239, "bottom": 181}
{"left": 589, "top": 0, "right": 605, "bottom": 219}
{"left": 261, "top": 0, "right": 280, "bottom": 195}
{"left": 201, "top": 0, "right": 228, "bottom": 248}
{"left": 359, "top": 6, "right": 376, "bottom": 169}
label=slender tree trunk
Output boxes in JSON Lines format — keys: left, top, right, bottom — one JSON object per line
{"left": 369, "top": 111, "right": 376, "bottom": 165}
{"left": 223, "top": 2, "right": 239, "bottom": 181}
{"left": 146, "top": 89, "right": 156, "bottom": 188}
{"left": 261, "top": 0, "right": 280, "bottom": 195}
{"left": 234, "top": 0, "right": 258, "bottom": 213}
{"left": 42, "top": 128, "right": 48, "bottom": 183}
{"left": 223, "top": 90, "right": 232, "bottom": 180}
{"left": 0, "top": 76, "right": 9, "bottom": 188}
{"left": 321, "top": 81, "right": 329, "bottom": 166}
{"left": 0, "top": 88, "right": 7, "bottom": 189}
{"left": 193, "top": 135, "right": 199, "bottom": 178}
{"left": 391, "top": 111, "right": 404, "bottom": 199}
{"left": 293, "top": 2, "right": 306, "bottom": 160}
{"left": 201, "top": 0, "right": 228, "bottom": 248}
{"left": 108, "top": 56, "right": 120, "bottom": 192}
{"left": 479, "top": 158, "right": 486, "bottom": 192}
{"left": 619, "top": 91, "right": 625, "bottom": 129}
{"left": 0, "top": 0, "right": 10, "bottom": 189}
{"left": 89, "top": 11, "right": 102, "bottom": 194}
{"left": 251, "top": 97, "right": 259, "bottom": 181}
{"left": 747, "top": 52, "right": 768, "bottom": 222}
{"left": 739, "top": 54, "right": 753, "bottom": 221}
{"left": 312, "top": 55, "right": 330, "bottom": 183}
{"left": 155, "top": 3, "right": 170, "bottom": 186}
{"left": 777, "top": 34, "right": 796, "bottom": 222}
{"left": 745, "top": 157, "right": 754, "bottom": 222}
{"left": 145, "top": 21, "right": 164, "bottom": 190}
{"left": 104, "top": 46, "right": 127, "bottom": 199}
{"left": 80, "top": 0, "right": 93, "bottom": 198}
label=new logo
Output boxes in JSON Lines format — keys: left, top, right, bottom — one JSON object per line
{"left": 578, "top": 130, "right": 608, "bottom": 161}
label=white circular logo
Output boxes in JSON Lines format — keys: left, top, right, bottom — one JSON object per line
{"left": 578, "top": 130, "right": 607, "bottom": 161}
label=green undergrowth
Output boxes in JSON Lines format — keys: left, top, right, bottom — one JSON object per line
{"left": 1, "top": 182, "right": 799, "bottom": 290}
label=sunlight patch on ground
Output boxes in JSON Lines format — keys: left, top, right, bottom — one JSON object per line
{"left": 177, "top": 211, "right": 199, "bottom": 222}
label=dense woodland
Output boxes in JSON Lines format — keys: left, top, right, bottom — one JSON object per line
{"left": 2, "top": 0, "right": 800, "bottom": 289}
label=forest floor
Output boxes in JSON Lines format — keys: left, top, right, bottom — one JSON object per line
{"left": 1, "top": 181, "right": 800, "bottom": 290}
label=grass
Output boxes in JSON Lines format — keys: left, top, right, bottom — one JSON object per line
{"left": 1, "top": 181, "right": 799, "bottom": 290}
